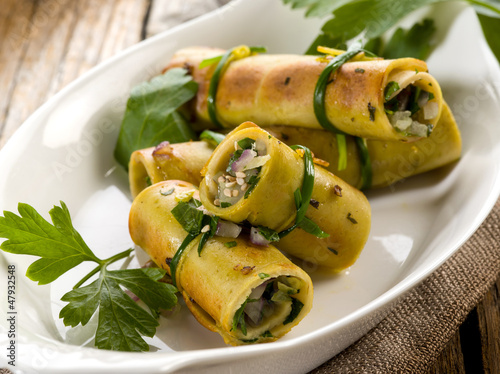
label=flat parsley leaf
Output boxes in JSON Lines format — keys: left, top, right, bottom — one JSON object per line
{"left": 60, "top": 268, "right": 177, "bottom": 351}
{"left": 0, "top": 202, "right": 100, "bottom": 284}
{"left": 114, "top": 68, "right": 198, "bottom": 170}
{"left": 477, "top": 12, "right": 500, "bottom": 64}
{"left": 284, "top": 0, "right": 500, "bottom": 65}
{"left": 382, "top": 19, "right": 437, "bottom": 60}
{"left": 283, "top": 0, "right": 351, "bottom": 17}
{"left": 0, "top": 202, "right": 178, "bottom": 352}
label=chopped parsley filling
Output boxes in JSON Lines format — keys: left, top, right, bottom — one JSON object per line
{"left": 232, "top": 276, "right": 304, "bottom": 341}
{"left": 213, "top": 137, "right": 269, "bottom": 207}
{"left": 384, "top": 84, "right": 437, "bottom": 137}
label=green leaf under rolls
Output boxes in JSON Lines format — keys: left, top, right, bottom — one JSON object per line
{"left": 477, "top": 12, "right": 500, "bottom": 65}
{"left": 114, "top": 68, "right": 198, "bottom": 170}
{"left": 382, "top": 19, "right": 437, "bottom": 61}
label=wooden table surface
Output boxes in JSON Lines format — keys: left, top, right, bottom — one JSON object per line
{"left": 1, "top": 0, "right": 499, "bottom": 372}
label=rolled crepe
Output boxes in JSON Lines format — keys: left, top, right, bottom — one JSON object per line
{"left": 199, "top": 122, "right": 371, "bottom": 270}
{"left": 129, "top": 180, "right": 313, "bottom": 345}
{"left": 166, "top": 46, "right": 443, "bottom": 141}
{"left": 268, "top": 103, "right": 462, "bottom": 189}
{"left": 129, "top": 140, "right": 214, "bottom": 198}
{"left": 129, "top": 103, "right": 460, "bottom": 197}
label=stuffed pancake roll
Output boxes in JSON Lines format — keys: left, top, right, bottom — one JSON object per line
{"left": 268, "top": 103, "right": 462, "bottom": 189}
{"left": 128, "top": 103, "right": 460, "bottom": 198}
{"left": 199, "top": 122, "right": 371, "bottom": 270}
{"left": 166, "top": 46, "right": 443, "bottom": 141}
{"left": 129, "top": 141, "right": 214, "bottom": 198}
{"left": 129, "top": 180, "right": 313, "bottom": 346}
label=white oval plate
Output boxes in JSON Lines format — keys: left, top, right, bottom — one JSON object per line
{"left": 1, "top": 0, "right": 500, "bottom": 373}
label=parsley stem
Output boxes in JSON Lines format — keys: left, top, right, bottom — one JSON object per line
{"left": 313, "top": 44, "right": 374, "bottom": 183}
{"left": 290, "top": 145, "right": 315, "bottom": 224}
{"left": 355, "top": 137, "right": 372, "bottom": 190}
{"left": 72, "top": 248, "right": 134, "bottom": 289}
{"left": 170, "top": 233, "right": 197, "bottom": 288}
{"left": 73, "top": 264, "right": 101, "bottom": 289}
{"left": 102, "top": 247, "right": 135, "bottom": 266}
{"left": 206, "top": 46, "right": 266, "bottom": 129}
{"left": 207, "top": 50, "right": 233, "bottom": 128}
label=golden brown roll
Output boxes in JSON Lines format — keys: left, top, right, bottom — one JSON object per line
{"left": 268, "top": 103, "right": 462, "bottom": 189}
{"left": 198, "top": 122, "right": 371, "bottom": 270}
{"left": 166, "top": 46, "right": 443, "bottom": 141}
{"left": 128, "top": 103, "right": 460, "bottom": 197}
{"left": 129, "top": 180, "right": 313, "bottom": 345}
{"left": 128, "top": 140, "right": 214, "bottom": 198}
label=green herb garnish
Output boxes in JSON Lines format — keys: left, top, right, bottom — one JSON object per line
{"left": 347, "top": 212, "right": 358, "bottom": 224}
{"left": 226, "top": 150, "right": 243, "bottom": 173}
{"left": 237, "top": 137, "right": 256, "bottom": 150}
{"left": 328, "top": 247, "right": 339, "bottom": 255}
{"left": 169, "top": 233, "right": 197, "bottom": 289}
{"left": 199, "top": 130, "right": 226, "bottom": 146}
{"left": 114, "top": 68, "right": 197, "bottom": 170}
{"left": 171, "top": 199, "right": 204, "bottom": 234}
{"left": 313, "top": 43, "right": 375, "bottom": 173}
{"left": 355, "top": 137, "right": 372, "bottom": 190}
{"left": 384, "top": 81, "right": 400, "bottom": 101}
{"left": 204, "top": 46, "right": 267, "bottom": 128}
{"left": 259, "top": 273, "right": 270, "bottom": 279}
{"left": 170, "top": 198, "right": 219, "bottom": 285}
{"left": 224, "top": 241, "right": 237, "bottom": 248}
{"left": 298, "top": 217, "right": 329, "bottom": 238}
{"left": 233, "top": 299, "right": 249, "bottom": 335}
{"left": 283, "top": 298, "right": 304, "bottom": 325}
{"left": 290, "top": 145, "right": 315, "bottom": 224}
{"left": 258, "top": 226, "right": 280, "bottom": 242}
{"left": 145, "top": 176, "right": 152, "bottom": 186}
{"left": 197, "top": 215, "right": 219, "bottom": 256}
{"left": 220, "top": 202, "right": 232, "bottom": 208}
{"left": 382, "top": 19, "right": 437, "bottom": 61}
{"left": 240, "top": 338, "right": 258, "bottom": 343}
{"left": 261, "top": 330, "right": 273, "bottom": 337}
{"left": 0, "top": 202, "right": 177, "bottom": 352}
{"left": 160, "top": 188, "right": 175, "bottom": 196}
{"left": 244, "top": 176, "right": 260, "bottom": 199}
{"left": 355, "top": 68, "right": 365, "bottom": 73}
{"left": 279, "top": 145, "right": 330, "bottom": 239}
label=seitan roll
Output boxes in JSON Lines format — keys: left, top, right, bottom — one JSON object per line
{"left": 198, "top": 122, "right": 371, "bottom": 270}
{"left": 166, "top": 46, "right": 444, "bottom": 141}
{"left": 129, "top": 180, "right": 313, "bottom": 345}
{"left": 129, "top": 103, "right": 460, "bottom": 196}
{"left": 129, "top": 140, "right": 214, "bottom": 198}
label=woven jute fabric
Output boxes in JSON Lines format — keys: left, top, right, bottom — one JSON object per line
{"left": 310, "top": 199, "right": 500, "bottom": 373}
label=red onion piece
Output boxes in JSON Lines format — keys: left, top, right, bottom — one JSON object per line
{"left": 231, "top": 149, "right": 256, "bottom": 173}
{"left": 417, "top": 90, "right": 430, "bottom": 108}
{"left": 216, "top": 220, "right": 242, "bottom": 238}
{"left": 250, "top": 227, "right": 270, "bottom": 246}
{"left": 244, "top": 298, "right": 264, "bottom": 325}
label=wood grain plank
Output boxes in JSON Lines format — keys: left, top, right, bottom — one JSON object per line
{"left": 0, "top": 0, "right": 149, "bottom": 147}
{"left": 477, "top": 276, "right": 500, "bottom": 374}
{"left": 0, "top": 0, "right": 38, "bottom": 138}
{"left": 427, "top": 333, "right": 466, "bottom": 374}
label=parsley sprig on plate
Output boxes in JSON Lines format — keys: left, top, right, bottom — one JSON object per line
{"left": 285, "top": 0, "right": 500, "bottom": 64}
{"left": 0, "top": 202, "right": 177, "bottom": 352}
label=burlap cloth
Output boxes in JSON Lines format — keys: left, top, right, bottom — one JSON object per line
{"left": 152, "top": 1, "right": 500, "bottom": 372}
